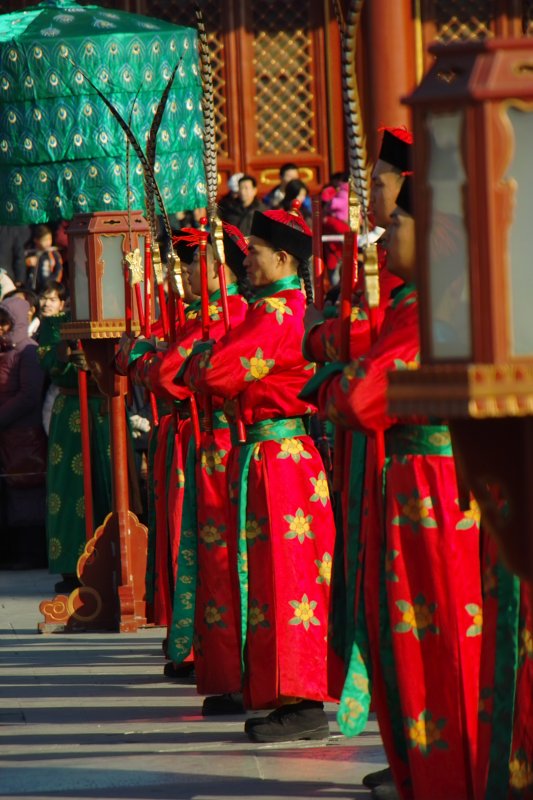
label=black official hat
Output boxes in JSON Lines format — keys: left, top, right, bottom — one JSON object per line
{"left": 173, "top": 221, "right": 248, "bottom": 278}
{"left": 395, "top": 174, "right": 414, "bottom": 216}
{"left": 250, "top": 209, "right": 312, "bottom": 262}
{"left": 378, "top": 127, "right": 413, "bottom": 174}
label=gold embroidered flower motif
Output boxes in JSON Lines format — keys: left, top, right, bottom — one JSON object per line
{"left": 277, "top": 437, "right": 311, "bottom": 463}
{"left": 241, "top": 347, "right": 275, "bottom": 381}
{"left": 198, "top": 349, "right": 212, "bottom": 371}
{"left": 204, "top": 600, "right": 227, "bottom": 628}
{"left": 248, "top": 600, "right": 270, "bottom": 631}
{"left": 49, "top": 443, "right": 63, "bottom": 465}
{"left": 456, "top": 497, "right": 481, "bottom": 530}
{"left": 392, "top": 491, "right": 437, "bottom": 532}
{"left": 394, "top": 357, "right": 420, "bottom": 371}
{"left": 201, "top": 446, "right": 227, "bottom": 475}
{"left": 178, "top": 344, "right": 193, "bottom": 359}
{"left": 406, "top": 710, "right": 448, "bottom": 756}
{"left": 258, "top": 296, "right": 294, "bottom": 325}
{"left": 48, "top": 493, "right": 61, "bottom": 515}
{"left": 350, "top": 305, "right": 368, "bottom": 323}
{"left": 244, "top": 515, "right": 268, "bottom": 545}
{"left": 48, "top": 537, "right": 61, "bottom": 560}
{"left": 199, "top": 520, "right": 226, "bottom": 549}
{"left": 176, "top": 468, "right": 185, "bottom": 489}
{"left": 284, "top": 508, "right": 315, "bottom": 543}
{"left": 179, "top": 591, "right": 193, "bottom": 610}
{"left": 181, "top": 548, "right": 195, "bottom": 567}
{"left": 208, "top": 302, "right": 222, "bottom": 321}
{"left": 289, "top": 593, "right": 320, "bottom": 630}
{"left": 310, "top": 471, "right": 329, "bottom": 506}
{"left": 509, "top": 750, "right": 532, "bottom": 790}
{"left": 340, "top": 697, "right": 365, "bottom": 723}
{"left": 315, "top": 552, "right": 332, "bottom": 585}
{"left": 394, "top": 595, "right": 439, "bottom": 641}
{"left": 71, "top": 453, "right": 83, "bottom": 475}
{"left": 465, "top": 604, "right": 483, "bottom": 637}
{"left": 68, "top": 410, "right": 81, "bottom": 433}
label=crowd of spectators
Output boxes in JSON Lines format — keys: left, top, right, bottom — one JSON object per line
{"left": 0, "top": 224, "right": 70, "bottom": 570}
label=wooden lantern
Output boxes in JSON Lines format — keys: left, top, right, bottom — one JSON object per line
{"left": 388, "top": 39, "right": 533, "bottom": 580}
{"left": 63, "top": 210, "right": 150, "bottom": 340}
{"left": 39, "top": 209, "right": 151, "bottom": 632}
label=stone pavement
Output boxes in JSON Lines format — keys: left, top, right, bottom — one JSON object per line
{"left": 0, "top": 569, "right": 387, "bottom": 800}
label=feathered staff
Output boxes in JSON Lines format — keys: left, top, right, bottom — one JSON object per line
{"left": 196, "top": 7, "right": 246, "bottom": 443}
{"left": 144, "top": 63, "right": 181, "bottom": 339}
{"left": 70, "top": 59, "right": 187, "bottom": 332}
{"left": 332, "top": 0, "right": 384, "bottom": 482}
{"left": 71, "top": 59, "right": 187, "bottom": 432}
{"left": 331, "top": 0, "right": 369, "bottom": 489}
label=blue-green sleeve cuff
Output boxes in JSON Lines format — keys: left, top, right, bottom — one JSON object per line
{"left": 128, "top": 339, "right": 156, "bottom": 365}
{"left": 174, "top": 340, "right": 213, "bottom": 384}
{"left": 298, "top": 361, "right": 346, "bottom": 402}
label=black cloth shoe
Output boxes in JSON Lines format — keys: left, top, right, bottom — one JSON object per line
{"left": 371, "top": 783, "right": 400, "bottom": 800}
{"left": 202, "top": 693, "right": 245, "bottom": 716}
{"left": 245, "top": 700, "right": 329, "bottom": 743}
{"left": 363, "top": 767, "right": 393, "bottom": 789}
{"left": 163, "top": 661, "right": 195, "bottom": 681}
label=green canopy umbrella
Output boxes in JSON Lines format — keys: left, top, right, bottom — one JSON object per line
{"left": 0, "top": 0, "right": 207, "bottom": 224}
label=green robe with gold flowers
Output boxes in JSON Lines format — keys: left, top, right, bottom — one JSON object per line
{"left": 38, "top": 314, "right": 112, "bottom": 576}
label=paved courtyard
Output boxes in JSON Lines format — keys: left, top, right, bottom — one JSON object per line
{"left": 1, "top": 569, "right": 386, "bottom": 800}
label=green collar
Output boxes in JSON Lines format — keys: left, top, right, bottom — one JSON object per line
{"left": 185, "top": 283, "right": 239, "bottom": 315}
{"left": 391, "top": 281, "right": 416, "bottom": 309}
{"left": 209, "top": 282, "right": 239, "bottom": 302}
{"left": 253, "top": 275, "right": 301, "bottom": 300}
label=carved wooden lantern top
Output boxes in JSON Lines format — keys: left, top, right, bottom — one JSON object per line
{"left": 389, "top": 38, "right": 533, "bottom": 419}
{"left": 65, "top": 210, "right": 149, "bottom": 340}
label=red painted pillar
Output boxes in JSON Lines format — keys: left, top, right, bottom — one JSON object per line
{"left": 363, "top": 0, "right": 417, "bottom": 161}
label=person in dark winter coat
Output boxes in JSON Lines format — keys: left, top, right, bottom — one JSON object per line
{"left": 0, "top": 295, "right": 47, "bottom": 568}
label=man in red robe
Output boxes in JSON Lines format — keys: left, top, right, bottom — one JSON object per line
{"left": 179, "top": 209, "right": 336, "bottom": 742}
{"left": 309, "top": 177, "right": 483, "bottom": 800}
{"left": 116, "top": 225, "right": 250, "bottom": 714}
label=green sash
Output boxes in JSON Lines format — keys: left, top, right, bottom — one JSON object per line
{"left": 385, "top": 424, "right": 452, "bottom": 457}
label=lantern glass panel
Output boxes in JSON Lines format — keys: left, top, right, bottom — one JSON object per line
{"left": 72, "top": 234, "right": 90, "bottom": 320}
{"left": 101, "top": 233, "right": 126, "bottom": 319}
{"left": 504, "top": 104, "right": 533, "bottom": 357}
{"left": 426, "top": 111, "right": 472, "bottom": 360}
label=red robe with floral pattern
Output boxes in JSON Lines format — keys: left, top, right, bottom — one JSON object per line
{"left": 129, "top": 289, "right": 248, "bottom": 695}
{"left": 181, "top": 276, "right": 336, "bottom": 710}
{"left": 318, "top": 283, "right": 483, "bottom": 800}
{"left": 303, "top": 262, "right": 403, "bottom": 699}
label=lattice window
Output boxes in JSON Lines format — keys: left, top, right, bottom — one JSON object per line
{"left": 142, "top": 0, "right": 229, "bottom": 157}
{"left": 523, "top": 0, "right": 533, "bottom": 35}
{"left": 433, "top": 0, "right": 495, "bottom": 42}
{"left": 251, "top": 0, "right": 316, "bottom": 155}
